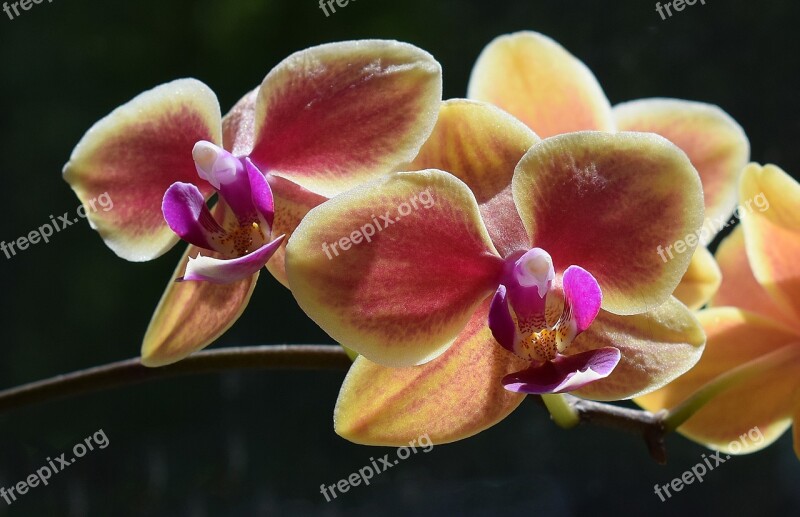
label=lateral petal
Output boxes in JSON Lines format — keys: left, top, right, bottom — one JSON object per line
{"left": 673, "top": 246, "right": 722, "bottom": 310}
{"left": 286, "top": 170, "right": 504, "bottom": 367}
{"left": 63, "top": 78, "right": 222, "bottom": 261}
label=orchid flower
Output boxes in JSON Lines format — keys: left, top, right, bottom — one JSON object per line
{"left": 63, "top": 40, "right": 442, "bottom": 366}
{"left": 637, "top": 164, "right": 800, "bottom": 459}
{"left": 468, "top": 31, "right": 750, "bottom": 309}
{"left": 285, "top": 101, "right": 707, "bottom": 445}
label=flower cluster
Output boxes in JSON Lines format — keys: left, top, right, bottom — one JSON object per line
{"left": 64, "top": 31, "right": 798, "bottom": 459}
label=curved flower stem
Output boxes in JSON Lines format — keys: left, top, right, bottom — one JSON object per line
{"left": 0, "top": 345, "right": 351, "bottom": 413}
{"left": 0, "top": 344, "right": 671, "bottom": 462}
{"left": 663, "top": 345, "right": 799, "bottom": 433}
{"left": 541, "top": 394, "right": 581, "bottom": 428}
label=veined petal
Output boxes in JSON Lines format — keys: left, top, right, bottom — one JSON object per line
{"left": 182, "top": 235, "right": 284, "bottom": 284}
{"left": 740, "top": 163, "right": 800, "bottom": 322}
{"left": 673, "top": 246, "right": 722, "bottom": 310}
{"left": 286, "top": 170, "right": 504, "bottom": 367}
{"left": 513, "top": 131, "right": 704, "bottom": 315}
{"left": 141, "top": 202, "right": 259, "bottom": 366}
{"left": 569, "top": 297, "right": 706, "bottom": 401}
{"left": 712, "top": 225, "right": 799, "bottom": 331}
{"left": 635, "top": 308, "right": 800, "bottom": 454}
{"left": 405, "top": 99, "right": 539, "bottom": 257}
{"left": 334, "top": 300, "right": 529, "bottom": 445}
{"left": 613, "top": 98, "right": 750, "bottom": 233}
{"left": 222, "top": 88, "right": 258, "bottom": 157}
{"left": 250, "top": 40, "right": 442, "bottom": 198}
{"left": 63, "top": 79, "right": 222, "bottom": 261}
{"left": 467, "top": 31, "right": 613, "bottom": 138}
{"left": 264, "top": 175, "right": 327, "bottom": 288}
{"left": 502, "top": 347, "right": 620, "bottom": 394}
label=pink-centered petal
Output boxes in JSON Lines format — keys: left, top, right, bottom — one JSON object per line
{"left": 63, "top": 78, "right": 222, "bottom": 261}
{"left": 250, "top": 40, "right": 442, "bottom": 198}
{"left": 285, "top": 170, "right": 504, "bottom": 367}
{"left": 512, "top": 132, "right": 704, "bottom": 315}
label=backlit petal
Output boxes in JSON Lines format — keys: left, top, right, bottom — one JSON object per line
{"left": 513, "top": 131, "right": 704, "bottom": 315}
{"left": 405, "top": 99, "right": 539, "bottom": 257}
{"left": 63, "top": 79, "right": 221, "bottom": 261}
{"left": 613, "top": 98, "right": 749, "bottom": 232}
{"left": 712, "top": 225, "right": 799, "bottom": 331}
{"left": 673, "top": 246, "right": 722, "bottom": 310}
{"left": 286, "top": 170, "right": 504, "bottom": 367}
{"left": 467, "top": 31, "right": 613, "bottom": 138}
{"left": 222, "top": 88, "right": 258, "bottom": 157}
{"left": 570, "top": 297, "right": 706, "bottom": 401}
{"left": 250, "top": 40, "right": 442, "bottom": 197}
{"left": 740, "top": 163, "right": 800, "bottom": 322}
{"left": 635, "top": 308, "right": 800, "bottom": 454}
{"left": 334, "top": 300, "right": 528, "bottom": 445}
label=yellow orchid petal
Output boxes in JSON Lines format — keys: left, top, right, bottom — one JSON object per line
{"left": 334, "top": 300, "right": 528, "bottom": 445}
{"left": 712, "top": 225, "right": 800, "bottom": 331}
{"left": 636, "top": 307, "right": 800, "bottom": 454}
{"left": 141, "top": 202, "right": 258, "bottom": 367}
{"left": 740, "top": 163, "right": 800, "bottom": 322}
{"left": 467, "top": 31, "right": 613, "bottom": 138}
{"left": 613, "top": 99, "right": 749, "bottom": 235}
{"left": 673, "top": 246, "right": 722, "bottom": 310}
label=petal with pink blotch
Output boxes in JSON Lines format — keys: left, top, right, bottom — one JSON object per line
{"left": 249, "top": 40, "right": 442, "bottom": 198}
{"left": 513, "top": 131, "right": 704, "bottom": 315}
{"left": 63, "top": 78, "right": 222, "bottom": 261}
{"left": 286, "top": 170, "right": 505, "bottom": 367}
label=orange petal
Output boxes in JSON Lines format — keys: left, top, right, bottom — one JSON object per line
{"left": 740, "top": 163, "right": 800, "bottom": 322}
{"left": 286, "top": 170, "right": 504, "bottom": 367}
{"left": 406, "top": 99, "right": 539, "bottom": 257}
{"left": 250, "top": 40, "right": 442, "bottom": 198}
{"left": 467, "top": 31, "right": 613, "bottom": 138}
{"left": 334, "top": 299, "right": 528, "bottom": 445}
{"left": 635, "top": 307, "right": 800, "bottom": 454}
{"left": 513, "top": 131, "right": 705, "bottom": 315}
{"left": 794, "top": 403, "right": 800, "bottom": 460}
{"left": 569, "top": 297, "right": 706, "bottom": 401}
{"left": 712, "top": 225, "right": 799, "bottom": 331}
{"left": 673, "top": 246, "right": 722, "bottom": 310}
{"left": 63, "top": 79, "right": 221, "bottom": 261}
{"left": 613, "top": 99, "right": 750, "bottom": 233}
{"left": 141, "top": 202, "right": 258, "bottom": 367}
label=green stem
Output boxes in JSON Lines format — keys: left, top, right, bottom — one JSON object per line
{"left": 541, "top": 393, "right": 581, "bottom": 428}
{"left": 663, "top": 345, "right": 798, "bottom": 432}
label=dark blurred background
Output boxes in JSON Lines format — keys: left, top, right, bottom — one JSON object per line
{"left": 1, "top": 0, "right": 799, "bottom": 515}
